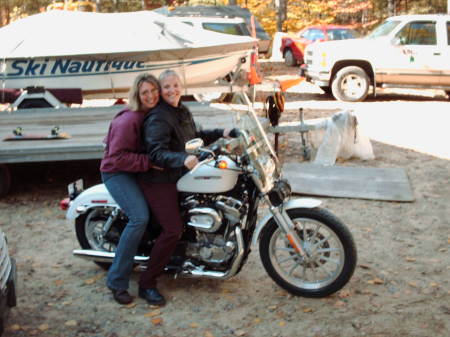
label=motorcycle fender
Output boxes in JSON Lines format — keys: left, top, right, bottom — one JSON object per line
{"left": 66, "top": 184, "right": 117, "bottom": 219}
{"left": 251, "top": 198, "right": 321, "bottom": 247}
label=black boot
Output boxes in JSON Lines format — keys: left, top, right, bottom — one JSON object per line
{"left": 109, "top": 288, "right": 133, "bottom": 305}
{"left": 138, "top": 287, "right": 166, "bottom": 306}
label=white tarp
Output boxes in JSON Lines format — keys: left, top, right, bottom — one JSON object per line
{"left": 0, "top": 10, "right": 256, "bottom": 60}
{"left": 310, "top": 111, "right": 375, "bottom": 165}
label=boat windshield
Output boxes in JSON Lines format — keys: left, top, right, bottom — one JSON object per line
{"left": 366, "top": 20, "right": 401, "bottom": 38}
{"left": 235, "top": 104, "right": 280, "bottom": 193}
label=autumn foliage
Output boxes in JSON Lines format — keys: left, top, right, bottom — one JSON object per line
{"left": 237, "top": 0, "right": 376, "bottom": 35}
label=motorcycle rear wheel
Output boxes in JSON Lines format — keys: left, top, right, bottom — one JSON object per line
{"left": 259, "top": 208, "right": 357, "bottom": 298}
{"left": 75, "top": 208, "right": 118, "bottom": 270}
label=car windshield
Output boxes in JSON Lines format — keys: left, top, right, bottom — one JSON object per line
{"left": 327, "top": 29, "right": 358, "bottom": 40}
{"left": 202, "top": 22, "right": 250, "bottom": 36}
{"left": 366, "top": 20, "right": 401, "bottom": 38}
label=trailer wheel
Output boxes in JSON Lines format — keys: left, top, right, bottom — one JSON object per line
{"left": 0, "top": 164, "right": 12, "bottom": 198}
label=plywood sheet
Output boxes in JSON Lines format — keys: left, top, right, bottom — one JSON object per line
{"left": 282, "top": 163, "right": 415, "bottom": 202}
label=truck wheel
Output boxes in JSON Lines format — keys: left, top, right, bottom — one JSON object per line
{"left": 284, "top": 49, "right": 298, "bottom": 67}
{"left": 331, "top": 66, "right": 370, "bottom": 102}
{"left": 320, "top": 86, "right": 332, "bottom": 95}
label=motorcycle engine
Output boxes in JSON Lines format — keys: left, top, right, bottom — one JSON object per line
{"left": 182, "top": 195, "right": 245, "bottom": 266}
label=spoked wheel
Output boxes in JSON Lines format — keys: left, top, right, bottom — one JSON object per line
{"left": 75, "top": 208, "right": 120, "bottom": 270}
{"left": 259, "top": 208, "right": 357, "bottom": 297}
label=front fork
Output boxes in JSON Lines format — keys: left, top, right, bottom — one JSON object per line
{"left": 264, "top": 195, "right": 309, "bottom": 259}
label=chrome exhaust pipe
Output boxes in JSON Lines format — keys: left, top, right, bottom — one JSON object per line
{"left": 73, "top": 249, "right": 149, "bottom": 264}
{"left": 73, "top": 226, "right": 245, "bottom": 280}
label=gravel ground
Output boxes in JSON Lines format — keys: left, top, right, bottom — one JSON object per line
{"left": 1, "top": 63, "right": 449, "bottom": 337}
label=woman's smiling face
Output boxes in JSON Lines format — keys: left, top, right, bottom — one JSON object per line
{"left": 160, "top": 74, "right": 182, "bottom": 107}
{"left": 139, "top": 81, "right": 159, "bottom": 110}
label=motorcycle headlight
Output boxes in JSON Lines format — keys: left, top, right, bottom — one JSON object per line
{"left": 268, "top": 179, "right": 292, "bottom": 207}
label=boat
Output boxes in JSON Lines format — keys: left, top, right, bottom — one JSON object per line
{"left": 0, "top": 10, "right": 256, "bottom": 103}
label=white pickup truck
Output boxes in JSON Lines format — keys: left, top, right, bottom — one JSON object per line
{"left": 302, "top": 14, "right": 450, "bottom": 101}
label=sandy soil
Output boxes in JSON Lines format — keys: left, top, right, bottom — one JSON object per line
{"left": 1, "top": 63, "right": 449, "bottom": 337}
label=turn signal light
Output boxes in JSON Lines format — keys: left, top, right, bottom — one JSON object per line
{"left": 217, "top": 160, "right": 228, "bottom": 169}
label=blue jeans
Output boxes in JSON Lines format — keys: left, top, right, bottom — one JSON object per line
{"left": 102, "top": 172, "right": 150, "bottom": 291}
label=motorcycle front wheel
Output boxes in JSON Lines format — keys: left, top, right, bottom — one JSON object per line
{"left": 259, "top": 208, "right": 357, "bottom": 298}
{"left": 75, "top": 207, "right": 118, "bottom": 270}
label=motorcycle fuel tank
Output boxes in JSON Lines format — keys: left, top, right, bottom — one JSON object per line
{"left": 177, "top": 156, "right": 239, "bottom": 193}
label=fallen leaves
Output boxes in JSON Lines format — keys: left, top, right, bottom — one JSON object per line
{"left": 123, "top": 302, "right": 137, "bottom": 309}
{"left": 144, "top": 309, "right": 161, "bottom": 317}
{"left": 338, "top": 290, "right": 351, "bottom": 298}
{"left": 38, "top": 324, "right": 49, "bottom": 331}
{"left": 405, "top": 257, "right": 416, "bottom": 262}
{"left": 144, "top": 309, "right": 163, "bottom": 325}
{"left": 367, "top": 277, "right": 384, "bottom": 285}
{"left": 9, "top": 324, "right": 21, "bottom": 331}
{"left": 64, "top": 320, "right": 77, "bottom": 327}
{"left": 151, "top": 318, "right": 163, "bottom": 326}
{"left": 334, "top": 300, "right": 346, "bottom": 308}
{"left": 85, "top": 273, "right": 104, "bottom": 285}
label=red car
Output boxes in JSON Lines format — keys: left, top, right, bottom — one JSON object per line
{"left": 280, "top": 25, "right": 359, "bottom": 66}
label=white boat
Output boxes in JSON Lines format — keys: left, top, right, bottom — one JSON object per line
{"left": 0, "top": 10, "right": 256, "bottom": 100}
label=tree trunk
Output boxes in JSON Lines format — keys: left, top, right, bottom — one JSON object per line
{"left": 276, "top": 0, "right": 287, "bottom": 32}
{"left": 388, "top": 0, "right": 396, "bottom": 16}
{"left": 228, "top": 0, "right": 238, "bottom": 5}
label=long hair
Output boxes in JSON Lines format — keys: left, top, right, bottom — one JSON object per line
{"left": 128, "top": 73, "right": 160, "bottom": 112}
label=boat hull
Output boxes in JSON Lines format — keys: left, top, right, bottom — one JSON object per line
{"left": 2, "top": 49, "right": 250, "bottom": 99}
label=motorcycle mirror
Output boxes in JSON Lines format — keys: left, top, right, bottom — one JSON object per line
{"left": 185, "top": 138, "right": 204, "bottom": 153}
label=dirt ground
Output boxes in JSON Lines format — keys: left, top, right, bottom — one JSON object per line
{"left": 1, "top": 63, "right": 450, "bottom": 337}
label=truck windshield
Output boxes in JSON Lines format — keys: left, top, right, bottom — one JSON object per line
{"left": 366, "top": 20, "right": 401, "bottom": 38}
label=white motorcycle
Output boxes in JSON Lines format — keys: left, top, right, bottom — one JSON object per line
{"left": 61, "top": 105, "right": 357, "bottom": 297}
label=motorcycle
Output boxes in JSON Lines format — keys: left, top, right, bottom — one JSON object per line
{"left": 60, "top": 102, "right": 357, "bottom": 298}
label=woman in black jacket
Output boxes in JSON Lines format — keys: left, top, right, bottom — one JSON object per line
{"left": 138, "top": 69, "right": 232, "bottom": 305}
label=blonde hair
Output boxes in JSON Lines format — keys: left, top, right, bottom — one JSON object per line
{"left": 128, "top": 73, "right": 160, "bottom": 112}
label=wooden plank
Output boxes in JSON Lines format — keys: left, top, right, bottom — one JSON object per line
{"left": 282, "top": 162, "right": 415, "bottom": 202}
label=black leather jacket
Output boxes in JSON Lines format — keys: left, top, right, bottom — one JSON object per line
{"left": 139, "top": 100, "right": 224, "bottom": 183}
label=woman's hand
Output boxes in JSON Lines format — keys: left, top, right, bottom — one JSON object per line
{"left": 184, "top": 155, "right": 199, "bottom": 170}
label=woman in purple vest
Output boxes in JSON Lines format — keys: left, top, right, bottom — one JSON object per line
{"left": 100, "top": 73, "right": 160, "bottom": 305}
